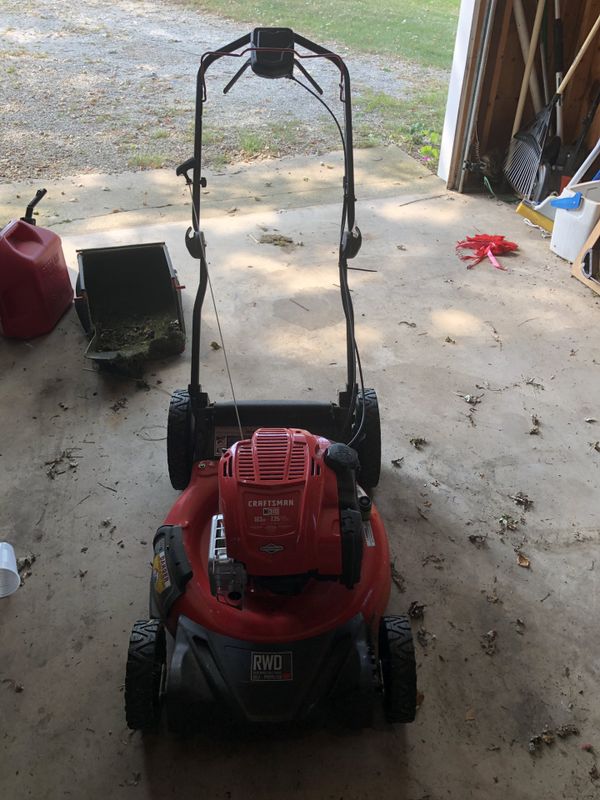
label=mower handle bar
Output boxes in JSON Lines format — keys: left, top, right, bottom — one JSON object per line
{"left": 182, "top": 30, "right": 360, "bottom": 410}
{"left": 190, "top": 34, "right": 357, "bottom": 231}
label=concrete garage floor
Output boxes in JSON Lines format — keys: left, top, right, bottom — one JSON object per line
{"left": 1, "top": 147, "right": 600, "bottom": 799}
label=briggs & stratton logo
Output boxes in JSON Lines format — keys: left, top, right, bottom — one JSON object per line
{"left": 259, "top": 542, "right": 284, "bottom": 554}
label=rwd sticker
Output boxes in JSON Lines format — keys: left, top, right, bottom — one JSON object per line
{"left": 250, "top": 651, "right": 293, "bottom": 682}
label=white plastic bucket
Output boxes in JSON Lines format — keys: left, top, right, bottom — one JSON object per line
{"left": 551, "top": 180, "right": 600, "bottom": 262}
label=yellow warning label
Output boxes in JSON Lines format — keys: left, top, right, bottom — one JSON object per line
{"left": 152, "top": 550, "right": 171, "bottom": 594}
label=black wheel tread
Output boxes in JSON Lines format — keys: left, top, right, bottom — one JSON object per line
{"left": 125, "top": 619, "right": 165, "bottom": 730}
{"left": 380, "top": 614, "right": 417, "bottom": 723}
{"left": 355, "top": 388, "right": 381, "bottom": 490}
{"left": 167, "top": 388, "right": 193, "bottom": 490}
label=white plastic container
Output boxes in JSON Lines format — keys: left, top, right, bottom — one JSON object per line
{"left": 551, "top": 180, "right": 600, "bottom": 262}
{"left": 0, "top": 542, "right": 20, "bottom": 597}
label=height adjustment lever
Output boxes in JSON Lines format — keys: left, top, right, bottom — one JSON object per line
{"left": 176, "top": 158, "right": 206, "bottom": 188}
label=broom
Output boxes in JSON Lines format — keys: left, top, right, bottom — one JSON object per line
{"left": 504, "top": 11, "right": 600, "bottom": 199}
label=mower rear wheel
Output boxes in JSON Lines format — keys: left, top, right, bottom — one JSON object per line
{"left": 379, "top": 615, "right": 417, "bottom": 723}
{"left": 125, "top": 619, "right": 166, "bottom": 730}
{"left": 354, "top": 388, "right": 381, "bottom": 490}
{"left": 167, "top": 389, "right": 194, "bottom": 490}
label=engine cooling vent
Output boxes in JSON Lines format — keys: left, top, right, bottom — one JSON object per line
{"left": 236, "top": 442, "right": 255, "bottom": 481}
{"left": 256, "top": 429, "right": 295, "bottom": 481}
{"left": 234, "top": 428, "right": 309, "bottom": 482}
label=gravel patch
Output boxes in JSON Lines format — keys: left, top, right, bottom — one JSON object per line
{"left": 0, "top": 0, "right": 449, "bottom": 181}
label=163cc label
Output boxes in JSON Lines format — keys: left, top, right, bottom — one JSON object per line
{"left": 250, "top": 651, "right": 293, "bottom": 682}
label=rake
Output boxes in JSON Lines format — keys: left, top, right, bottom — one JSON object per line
{"left": 505, "top": 10, "right": 600, "bottom": 199}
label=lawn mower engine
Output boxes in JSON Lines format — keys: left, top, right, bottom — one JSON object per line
{"left": 215, "top": 428, "right": 364, "bottom": 601}
{"left": 126, "top": 428, "right": 416, "bottom": 732}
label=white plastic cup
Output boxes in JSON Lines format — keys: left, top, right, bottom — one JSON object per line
{"left": 0, "top": 543, "right": 20, "bottom": 598}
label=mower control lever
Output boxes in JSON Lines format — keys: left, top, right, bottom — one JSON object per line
{"left": 294, "top": 59, "right": 323, "bottom": 95}
{"left": 222, "top": 59, "right": 251, "bottom": 94}
{"left": 222, "top": 55, "right": 323, "bottom": 97}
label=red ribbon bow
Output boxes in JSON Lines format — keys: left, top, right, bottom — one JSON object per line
{"left": 456, "top": 234, "right": 518, "bottom": 270}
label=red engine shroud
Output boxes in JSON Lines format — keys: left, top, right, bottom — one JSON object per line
{"left": 163, "top": 429, "right": 392, "bottom": 644}
{"left": 219, "top": 428, "right": 341, "bottom": 577}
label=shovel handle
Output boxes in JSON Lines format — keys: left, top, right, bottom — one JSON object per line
{"left": 512, "top": 0, "right": 546, "bottom": 137}
{"left": 557, "top": 13, "right": 600, "bottom": 96}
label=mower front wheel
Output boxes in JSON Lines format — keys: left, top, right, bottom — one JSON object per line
{"left": 125, "top": 619, "right": 166, "bottom": 730}
{"left": 167, "top": 389, "right": 194, "bottom": 490}
{"left": 379, "top": 615, "right": 417, "bottom": 723}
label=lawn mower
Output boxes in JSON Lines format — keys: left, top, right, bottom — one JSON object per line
{"left": 125, "top": 28, "right": 417, "bottom": 731}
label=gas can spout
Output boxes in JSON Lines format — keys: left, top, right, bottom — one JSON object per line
{"left": 20, "top": 188, "right": 47, "bottom": 226}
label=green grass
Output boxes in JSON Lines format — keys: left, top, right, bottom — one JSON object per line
{"left": 239, "top": 123, "right": 299, "bottom": 155}
{"left": 191, "top": 121, "right": 307, "bottom": 167}
{"left": 195, "top": 124, "right": 226, "bottom": 146}
{"left": 209, "top": 151, "right": 230, "bottom": 169}
{"left": 356, "top": 86, "right": 447, "bottom": 134}
{"left": 127, "top": 153, "right": 167, "bottom": 169}
{"left": 354, "top": 86, "right": 447, "bottom": 166}
{"left": 161, "top": 105, "right": 193, "bottom": 119}
{"left": 238, "top": 131, "right": 266, "bottom": 156}
{"left": 189, "top": 0, "right": 459, "bottom": 69}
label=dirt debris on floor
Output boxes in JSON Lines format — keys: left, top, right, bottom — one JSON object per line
{"left": 259, "top": 233, "right": 299, "bottom": 248}
{"left": 407, "top": 600, "right": 426, "bottom": 619}
{"left": 16, "top": 553, "right": 36, "bottom": 584}
{"left": 2, "top": 678, "right": 24, "bottom": 694}
{"left": 44, "top": 448, "right": 81, "bottom": 479}
{"left": 468, "top": 532, "right": 487, "bottom": 547}
{"left": 498, "top": 513, "right": 520, "bottom": 532}
{"left": 390, "top": 561, "right": 406, "bottom": 593}
{"left": 529, "top": 724, "right": 580, "bottom": 754}
{"left": 480, "top": 629, "right": 498, "bottom": 656}
{"left": 510, "top": 491, "right": 534, "bottom": 511}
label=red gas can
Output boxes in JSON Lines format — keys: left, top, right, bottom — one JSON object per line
{"left": 0, "top": 215, "right": 73, "bottom": 339}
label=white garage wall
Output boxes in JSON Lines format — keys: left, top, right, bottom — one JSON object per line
{"left": 438, "top": 0, "right": 477, "bottom": 182}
